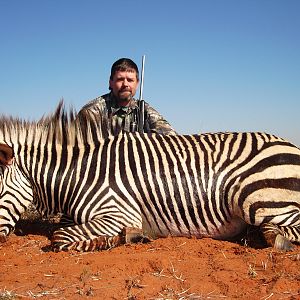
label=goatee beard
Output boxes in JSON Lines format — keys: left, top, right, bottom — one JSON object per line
{"left": 118, "top": 93, "right": 133, "bottom": 102}
{"left": 113, "top": 93, "right": 133, "bottom": 105}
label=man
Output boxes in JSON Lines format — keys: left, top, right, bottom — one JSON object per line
{"left": 78, "top": 58, "right": 176, "bottom": 135}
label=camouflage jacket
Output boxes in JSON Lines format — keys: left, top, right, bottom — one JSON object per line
{"left": 78, "top": 93, "right": 177, "bottom": 135}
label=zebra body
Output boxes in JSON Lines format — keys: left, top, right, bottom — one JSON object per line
{"left": 0, "top": 104, "right": 300, "bottom": 251}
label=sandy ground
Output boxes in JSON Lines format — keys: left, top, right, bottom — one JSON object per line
{"left": 0, "top": 219, "right": 299, "bottom": 300}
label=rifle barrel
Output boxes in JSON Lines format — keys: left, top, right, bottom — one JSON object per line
{"left": 139, "top": 55, "right": 146, "bottom": 101}
{"left": 138, "top": 55, "right": 146, "bottom": 132}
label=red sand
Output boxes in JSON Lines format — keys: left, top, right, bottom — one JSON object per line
{"left": 0, "top": 222, "right": 299, "bottom": 300}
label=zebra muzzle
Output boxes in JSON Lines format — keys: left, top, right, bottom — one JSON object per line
{"left": 0, "top": 233, "right": 7, "bottom": 243}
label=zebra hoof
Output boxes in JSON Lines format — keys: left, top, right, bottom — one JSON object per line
{"left": 122, "top": 227, "right": 151, "bottom": 244}
{"left": 0, "top": 233, "right": 7, "bottom": 243}
{"left": 274, "top": 234, "right": 294, "bottom": 251}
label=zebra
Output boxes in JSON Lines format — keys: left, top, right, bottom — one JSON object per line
{"left": 0, "top": 102, "right": 300, "bottom": 252}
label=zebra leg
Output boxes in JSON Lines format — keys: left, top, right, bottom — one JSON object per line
{"left": 51, "top": 221, "right": 147, "bottom": 252}
{"left": 51, "top": 229, "right": 124, "bottom": 252}
{"left": 260, "top": 223, "right": 295, "bottom": 251}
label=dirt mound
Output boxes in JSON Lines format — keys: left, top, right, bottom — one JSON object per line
{"left": 0, "top": 220, "right": 299, "bottom": 299}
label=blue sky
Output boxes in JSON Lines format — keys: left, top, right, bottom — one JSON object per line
{"left": 1, "top": 0, "right": 299, "bottom": 145}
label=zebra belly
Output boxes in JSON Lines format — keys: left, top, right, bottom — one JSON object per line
{"left": 142, "top": 215, "right": 248, "bottom": 240}
{"left": 209, "top": 217, "right": 248, "bottom": 240}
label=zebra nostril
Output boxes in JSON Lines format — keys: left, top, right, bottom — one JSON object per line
{"left": 0, "top": 233, "right": 7, "bottom": 243}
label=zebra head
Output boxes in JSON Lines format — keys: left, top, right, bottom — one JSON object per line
{"left": 0, "top": 143, "right": 33, "bottom": 241}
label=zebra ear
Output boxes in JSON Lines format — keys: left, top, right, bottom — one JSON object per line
{"left": 0, "top": 143, "right": 14, "bottom": 166}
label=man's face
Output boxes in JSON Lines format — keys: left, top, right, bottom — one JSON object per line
{"left": 109, "top": 70, "right": 139, "bottom": 103}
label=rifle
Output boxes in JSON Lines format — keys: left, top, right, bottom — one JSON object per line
{"left": 138, "top": 55, "right": 146, "bottom": 132}
{"left": 130, "top": 55, "right": 146, "bottom": 133}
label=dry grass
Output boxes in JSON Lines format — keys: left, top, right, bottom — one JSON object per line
{"left": 0, "top": 290, "right": 18, "bottom": 300}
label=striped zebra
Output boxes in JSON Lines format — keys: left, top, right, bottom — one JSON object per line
{"left": 0, "top": 102, "right": 300, "bottom": 251}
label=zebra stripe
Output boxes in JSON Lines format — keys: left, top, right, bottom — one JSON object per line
{"left": 0, "top": 103, "right": 299, "bottom": 251}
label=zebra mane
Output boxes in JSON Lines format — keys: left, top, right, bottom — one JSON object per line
{"left": 0, "top": 100, "right": 114, "bottom": 148}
